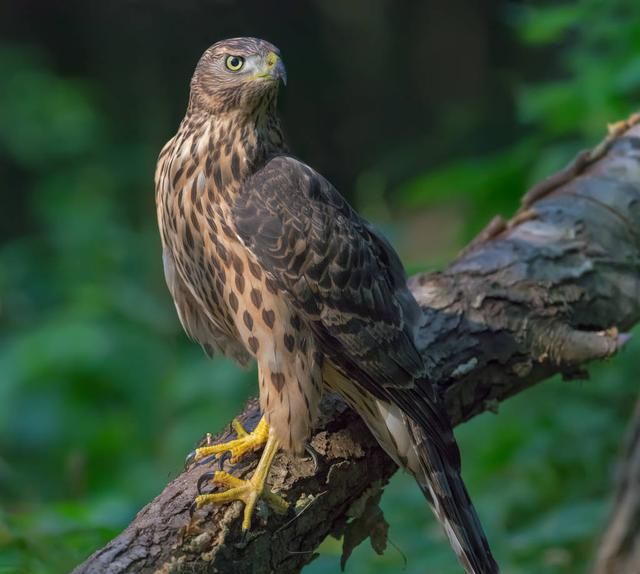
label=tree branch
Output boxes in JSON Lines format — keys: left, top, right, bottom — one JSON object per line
{"left": 73, "top": 114, "right": 640, "bottom": 574}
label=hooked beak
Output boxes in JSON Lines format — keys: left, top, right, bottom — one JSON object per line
{"left": 261, "top": 51, "right": 287, "bottom": 86}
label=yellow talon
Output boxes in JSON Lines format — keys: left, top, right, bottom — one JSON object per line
{"left": 232, "top": 418, "right": 249, "bottom": 438}
{"left": 194, "top": 428, "right": 287, "bottom": 530}
{"left": 192, "top": 416, "right": 269, "bottom": 464}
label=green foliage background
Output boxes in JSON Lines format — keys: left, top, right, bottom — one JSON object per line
{"left": 1, "top": 1, "right": 639, "bottom": 573}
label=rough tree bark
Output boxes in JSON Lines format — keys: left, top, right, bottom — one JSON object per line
{"left": 73, "top": 115, "right": 640, "bottom": 574}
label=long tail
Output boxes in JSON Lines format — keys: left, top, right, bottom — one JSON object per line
{"left": 407, "top": 418, "right": 499, "bottom": 574}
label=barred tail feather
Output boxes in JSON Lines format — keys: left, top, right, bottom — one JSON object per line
{"left": 333, "top": 386, "right": 499, "bottom": 573}
{"left": 408, "top": 419, "right": 499, "bottom": 574}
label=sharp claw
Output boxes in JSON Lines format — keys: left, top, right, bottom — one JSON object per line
{"left": 186, "top": 448, "right": 220, "bottom": 470}
{"left": 184, "top": 450, "right": 197, "bottom": 470}
{"left": 218, "top": 450, "right": 232, "bottom": 471}
{"left": 239, "top": 527, "right": 249, "bottom": 545}
{"left": 189, "top": 500, "right": 198, "bottom": 518}
{"left": 197, "top": 471, "right": 216, "bottom": 494}
{"left": 304, "top": 442, "right": 321, "bottom": 472}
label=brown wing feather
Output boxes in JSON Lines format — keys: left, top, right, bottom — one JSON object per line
{"left": 233, "top": 156, "right": 499, "bottom": 573}
{"left": 233, "top": 156, "right": 423, "bottom": 382}
{"left": 232, "top": 156, "right": 456, "bottom": 453}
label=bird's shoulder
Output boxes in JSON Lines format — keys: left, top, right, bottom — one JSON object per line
{"left": 234, "top": 154, "right": 405, "bottom": 307}
{"left": 241, "top": 155, "right": 350, "bottom": 221}
{"left": 234, "top": 154, "right": 427, "bottom": 389}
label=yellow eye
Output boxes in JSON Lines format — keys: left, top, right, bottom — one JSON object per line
{"left": 225, "top": 55, "right": 245, "bottom": 71}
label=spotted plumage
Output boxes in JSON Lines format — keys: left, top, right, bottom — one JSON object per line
{"left": 155, "top": 37, "right": 498, "bottom": 573}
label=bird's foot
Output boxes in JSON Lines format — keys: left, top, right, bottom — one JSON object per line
{"left": 193, "top": 469, "right": 288, "bottom": 530}
{"left": 186, "top": 416, "right": 269, "bottom": 468}
{"left": 192, "top": 431, "right": 287, "bottom": 530}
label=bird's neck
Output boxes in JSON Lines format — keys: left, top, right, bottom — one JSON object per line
{"left": 163, "top": 106, "right": 285, "bottom": 209}
{"left": 174, "top": 108, "right": 285, "bottom": 202}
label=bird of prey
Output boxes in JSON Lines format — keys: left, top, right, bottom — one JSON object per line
{"left": 155, "top": 37, "right": 499, "bottom": 573}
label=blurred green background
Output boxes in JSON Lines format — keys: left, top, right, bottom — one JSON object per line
{"left": 1, "top": 1, "right": 639, "bottom": 573}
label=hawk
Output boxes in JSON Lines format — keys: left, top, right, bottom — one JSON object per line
{"left": 155, "top": 37, "right": 499, "bottom": 573}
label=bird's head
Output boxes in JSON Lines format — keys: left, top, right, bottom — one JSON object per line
{"left": 189, "top": 37, "right": 286, "bottom": 116}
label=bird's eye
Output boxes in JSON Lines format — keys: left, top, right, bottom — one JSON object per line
{"left": 225, "top": 55, "right": 245, "bottom": 71}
